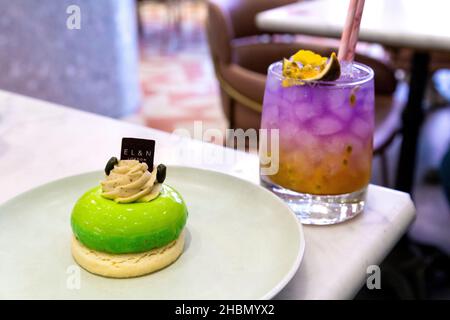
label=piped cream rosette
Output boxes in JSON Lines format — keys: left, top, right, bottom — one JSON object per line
{"left": 101, "top": 160, "right": 162, "bottom": 203}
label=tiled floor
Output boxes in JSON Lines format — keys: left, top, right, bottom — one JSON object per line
{"left": 123, "top": 1, "right": 226, "bottom": 141}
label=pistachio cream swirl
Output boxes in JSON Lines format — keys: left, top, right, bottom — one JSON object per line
{"left": 101, "top": 160, "right": 162, "bottom": 203}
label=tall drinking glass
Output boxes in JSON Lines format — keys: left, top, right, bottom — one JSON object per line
{"left": 260, "top": 61, "right": 374, "bottom": 225}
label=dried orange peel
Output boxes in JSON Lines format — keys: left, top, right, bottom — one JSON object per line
{"left": 282, "top": 50, "right": 341, "bottom": 86}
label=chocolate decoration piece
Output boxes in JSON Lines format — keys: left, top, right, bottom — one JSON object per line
{"left": 156, "top": 164, "right": 167, "bottom": 183}
{"left": 121, "top": 137, "right": 155, "bottom": 169}
{"left": 105, "top": 157, "right": 118, "bottom": 175}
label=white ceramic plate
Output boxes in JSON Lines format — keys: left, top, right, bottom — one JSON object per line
{"left": 0, "top": 166, "right": 304, "bottom": 299}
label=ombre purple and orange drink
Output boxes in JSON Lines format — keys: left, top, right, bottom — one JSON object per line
{"left": 260, "top": 55, "right": 374, "bottom": 224}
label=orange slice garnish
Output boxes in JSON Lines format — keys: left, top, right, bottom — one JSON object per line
{"left": 282, "top": 50, "right": 341, "bottom": 86}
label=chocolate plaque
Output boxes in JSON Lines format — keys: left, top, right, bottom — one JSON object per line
{"left": 120, "top": 137, "right": 155, "bottom": 169}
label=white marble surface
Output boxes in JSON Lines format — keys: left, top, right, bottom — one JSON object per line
{"left": 257, "top": 0, "right": 450, "bottom": 52}
{"left": 0, "top": 90, "right": 415, "bottom": 299}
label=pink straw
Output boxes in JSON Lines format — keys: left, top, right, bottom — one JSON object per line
{"left": 338, "top": 0, "right": 365, "bottom": 62}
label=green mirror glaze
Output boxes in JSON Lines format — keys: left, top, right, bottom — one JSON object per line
{"left": 71, "top": 184, "right": 188, "bottom": 254}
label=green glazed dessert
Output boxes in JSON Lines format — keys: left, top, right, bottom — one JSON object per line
{"left": 71, "top": 158, "right": 188, "bottom": 278}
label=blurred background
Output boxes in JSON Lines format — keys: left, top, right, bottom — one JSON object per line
{"left": 0, "top": 0, "right": 449, "bottom": 299}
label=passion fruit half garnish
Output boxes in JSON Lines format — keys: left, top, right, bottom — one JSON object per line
{"left": 282, "top": 58, "right": 302, "bottom": 78}
{"left": 305, "top": 52, "right": 341, "bottom": 81}
{"left": 282, "top": 50, "right": 341, "bottom": 86}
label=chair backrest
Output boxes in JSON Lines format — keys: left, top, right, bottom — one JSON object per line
{"left": 206, "top": 0, "right": 397, "bottom": 95}
{"left": 207, "top": 0, "right": 297, "bottom": 65}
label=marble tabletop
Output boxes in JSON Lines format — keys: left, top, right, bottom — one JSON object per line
{"left": 0, "top": 90, "right": 416, "bottom": 299}
{"left": 256, "top": 0, "right": 450, "bottom": 52}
